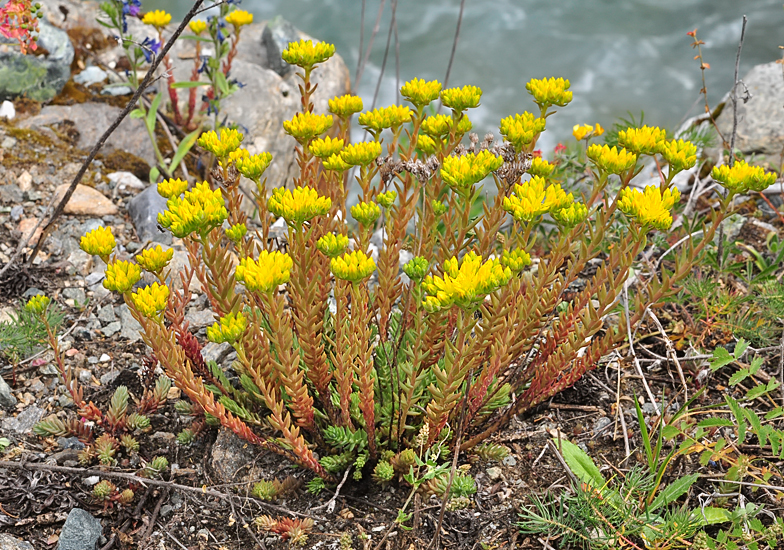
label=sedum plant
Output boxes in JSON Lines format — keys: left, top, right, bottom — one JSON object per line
{"left": 79, "top": 40, "right": 774, "bottom": 485}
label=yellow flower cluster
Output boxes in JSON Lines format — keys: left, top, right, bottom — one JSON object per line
{"left": 104, "top": 260, "right": 142, "bottom": 293}
{"left": 422, "top": 252, "right": 512, "bottom": 312}
{"left": 235, "top": 251, "right": 293, "bottom": 293}
{"left": 376, "top": 190, "right": 397, "bottom": 208}
{"left": 282, "top": 39, "right": 335, "bottom": 69}
{"left": 267, "top": 186, "right": 331, "bottom": 226}
{"left": 283, "top": 112, "right": 333, "bottom": 143}
{"left": 503, "top": 176, "right": 573, "bottom": 223}
{"left": 351, "top": 201, "right": 381, "bottom": 226}
{"left": 225, "top": 9, "right": 253, "bottom": 28}
{"left": 198, "top": 128, "right": 243, "bottom": 159}
{"left": 572, "top": 123, "right": 604, "bottom": 141}
{"left": 402, "top": 256, "right": 429, "bottom": 281}
{"left": 440, "top": 150, "right": 504, "bottom": 195}
{"left": 225, "top": 223, "right": 247, "bottom": 243}
{"left": 157, "top": 178, "right": 189, "bottom": 200}
{"left": 80, "top": 226, "right": 116, "bottom": 259}
{"left": 440, "top": 85, "right": 482, "bottom": 112}
{"left": 526, "top": 77, "right": 572, "bottom": 109}
{"left": 340, "top": 141, "right": 382, "bottom": 167}
{"left": 189, "top": 20, "right": 207, "bottom": 35}
{"left": 659, "top": 139, "right": 697, "bottom": 174}
{"left": 401, "top": 78, "right": 442, "bottom": 107}
{"left": 330, "top": 250, "right": 376, "bottom": 284}
{"left": 586, "top": 144, "right": 637, "bottom": 175}
{"left": 323, "top": 153, "right": 351, "bottom": 172}
{"left": 551, "top": 202, "right": 588, "bottom": 228}
{"left": 328, "top": 94, "right": 364, "bottom": 118}
{"left": 499, "top": 112, "right": 546, "bottom": 153}
{"left": 358, "top": 105, "right": 412, "bottom": 134}
{"left": 136, "top": 245, "right": 173, "bottom": 274}
{"left": 417, "top": 134, "right": 438, "bottom": 155}
{"left": 230, "top": 149, "right": 272, "bottom": 181}
{"left": 316, "top": 233, "right": 349, "bottom": 258}
{"left": 711, "top": 160, "right": 776, "bottom": 194}
{"left": 142, "top": 9, "right": 171, "bottom": 28}
{"left": 131, "top": 282, "right": 170, "bottom": 318}
{"left": 157, "top": 181, "right": 228, "bottom": 238}
{"left": 528, "top": 157, "right": 555, "bottom": 178}
{"left": 206, "top": 312, "right": 247, "bottom": 344}
{"left": 25, "top": 295, "right": 50, "bottom": 315}
{"left": 309, "top": 136, "right": 344, "bottom": 159}
{"left": 617, "top": 126, "right": 666, "bottom": 156}
{"left": 500, "top": 248, "right": 532, "bottom": 273}
{"left": 617, "top": 185, "right": 681, "bottom": 231}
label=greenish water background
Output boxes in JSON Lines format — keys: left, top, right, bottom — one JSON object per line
{"left": 151, "top": 0, "right": 783, "bottom": 151}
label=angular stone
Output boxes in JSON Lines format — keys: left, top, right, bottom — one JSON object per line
{"left": 209, "top": 428, "right": 264, "bottom": 484}
{"left": 1, "top": 405, "right": 44, "bottom": 433}
{"left": 260, "top": 17, "right": 301, "bottom": 77}
{"left": 16, "top": 218, "right": 42, "bottom": 247}
{"left": 19, "top": 103, "right": 156, "bottom": 166}
{"left": 0, "top": 534, "right": 35, "bottom": 550}
{"left": 117, "top": 304, "right": 143, "bottom": 343}
{"left": 74, "top": 66, "right": 108, "bottom": 86}
{"left": 126, "top": 185, "right": 171, "bottom": 244}
{"left": 107, "top": 171, "right": 145, "bottom": 193}
{"left": 56, "top": 508, "right": 103, "bottom": 550}
{"left": 54, "top": 184, "right": 118, "bottom": 216}
{"left": 0, "top": 100, "right": 15, "bottom": 120}
{"left": 0, "top": 375, "right": 17, "bottom": 410}
{"left": 0, "top": 20, "right": 74, "bottom": 102}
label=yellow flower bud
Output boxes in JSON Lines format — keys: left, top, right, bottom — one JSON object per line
{"left": 416, "top": 134, "right": 438, "bottom": 155}
{"left": 25, "top": 294, "right": 50, "bottom": 315}
{"left": 586, "top": 144, "right": 637, "bottom": 175}
{"left": 402, "top": 256, "right": 429, "bottom": 281}
{"left": 341, "top": 141, "right": 382, "bottom": 167}
{"left": 711, "top": 160, "right": 777, "bottom": 194}
{"left": 330, "top": 250, "right": 376, "bottom": 284}
{"left": 525, "top": 77, "right": 572, "bottom": 109}
{"left": 358, "top": 105, "right": 412, "bottom": 134}
{"left": 401, "top": 78, "right": 442, "bottom": 108}
{"left": 142, "top": 9, "right": 171, "bottom": 28}
{"left": 500, "top": 249, "right": 532, "bottom": 273}
{"left": 235, "top": 251, "right": 292, "bottom": 293}
{"left": 551, "top": 202, "right": 588, "bottom": 228}
{"left": 104, "top": 260, "right": 142, "bottom": 293}
{"left": 157, "top": 182, "right": 228, "bottom": 238}
{"left": 659, "top": 139, "right": 697, "bottom": 174}
{"left": 198, "top": 128, "right": 244, "bottom": 159}
{"left": 229, "top": 149, "right": 273, "bottom": 181}
{"left": 323, "top": 153, "right": 351, "bottom": 172}
{"left": 617, "top": 185, "right": 681, "bottom": 231}
{"left": 316, "top": 233, "right": 349, "bottom": 258}
{"left": 206, "top": 311, "right": 247, "bottom": 344}
{"left": 157, "top": 178, "right": 189, "bottom": 200}
{"left": 225, "top": 223, "right": 247, "bottom": 243}
{"left": 131, "top": 282, "right": 170, "bottom": 318}
{"left": 376, "top": 190, "right": 397, "bottom": 208}
{"left": 422, "top": 251, "right": 511, "bottom": 311}
{"left": 440, "top": 150, "right": 503, "bottom": 196}
{"left": 282, "top": 39, "right": 335, "bottom": 70}
{"left": 135, "top": 245, "right": 174, "bottom": 274}
{"left": 309, "top": 136, "right": 344, "bottom": 159}
{"left": 617, "top": 125, "right": 666, "bottom": 156}
{"left": 189, "top": 20, "right": 207, "bottom": 35}
{"left": 351, "top": 201, "right": 381, "bottom": 226}
{"left": 267, "top": 186, "right": 331, "bottom": 226}
{"left": 499, "top": 112, "right": 546, "bottom": 153}
{"left": 225, "top": 9, "right": 253, "bottom": 28}
{"left": 528, "top": 157, "right": 555, "bottom": 179}
{"left": 80, "top": 226, "right": 116, "bottom": 259}
{"left": 440, "top": 85, "right": 482, "bottom": 112}
{"left": 328, "top": 94, "right": 364, "bottom": 118}
{"left": 283, "top": 112, "right": 333, "bottom": 144}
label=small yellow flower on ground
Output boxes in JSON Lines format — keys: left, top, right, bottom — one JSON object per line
{"left": 225, "top": 223, "right": 247, "bottom": 243}
{"left": 316, "top": 233, "right": 349, "bottom": 258}
{"left": 25, "top": 295, "right": 50, "bottom": 315}
{"left": 157, "top": 182, "right": 228, "bottom": 238}
{"left": 225, "top": 9, "right": 253, "bottom": 28}
{"left": 440, "top": 150, "right": 503, "bottom": 196}
{"left": 351, "top": 201, "right": 381, "bottom": 226}
{"left": 500, "top": 249, "right": 532, "bottom": 273}
{"left": 403, "top": 256, "right": 429, "bottom": 281}
{"left": 198, "top": 128, "right": 243, "bottom": 159}
{"left": 136, "top": 245, "right": 174, "bottom": 274}
{"left": 586, "top": 144, "right": 637, "bottom": 175}
{"left": 551, "top": 202, "right": 589, "bottom": 228}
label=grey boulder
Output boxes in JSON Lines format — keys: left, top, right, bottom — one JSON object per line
{"left": 57, "top": 508, "right": 103, "bottom": 550}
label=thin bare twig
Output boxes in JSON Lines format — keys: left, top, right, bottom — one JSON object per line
{"left": 624, "top": 286, "right": 660, "bottom": 414}
{"left": 370, "top": 0, "right": 397, "bottom": 111}
{"left": 728, "top": 15, "right": 748, "bottom": 170}
{"left": 646, "top": 310, "right": 688, "bottom": 401}
{"left": 442, "top": 0, "right": 466, "bottom": 90}
{"left": 311, "top": 467, "right": 351, "bottom": 514}
{"left": 3, "top": 0, "right": 205, "bottom": 274}
{"left": 354, "top": 0, "right": 387, "bottom": 94}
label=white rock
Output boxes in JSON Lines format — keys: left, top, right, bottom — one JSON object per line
{"left": 0, "top": 100, "right": 15, "bottom": 120}
{"left": 99, "top": 353, "right": 111, "bottom": 363}
{"left": 16, "top": 170, "right": 32, "bottom": 193}
{"left": 107, "top": 171, "right": 145, "bottom": 192}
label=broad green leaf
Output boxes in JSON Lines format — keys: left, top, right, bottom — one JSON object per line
{"left": 726, "top": 396, "right": 746, "bottom": 443}
{"left": 149, "top": 166, "right": 160, "bottom": 185}
{"left": 146, "top": 93, "right": 163, "bottom": 132}
{"left": 649, "top": 472, "right": 699, "bottom": 512}
{"left": 710, "top": 346, "right": 734, "bottom": 371}
{"left": 729, "top": 368, "right": 750, "bottom": 386}
{"left": 661, "top": 425, "right": 680, "bottom": 440}
{"left": 215, "top": 71, "right": 230, "bottom": 96}
{"left": 555, "top": 438, "right": 605, "bottom": 489}
{"left": 694, "top": 506, "right": 731, "bottom": 526}
{"left": 745, "top": 383, "right": 769, "bottom": 401}
{"left": 748, "top": 357, "right": 763, "bottom": 376}
{"left": 765, "top": 406, "right": 784, "bottom": 421}
{"left": 178, "top": 35, "right": 212, "bottom": 42}
{"left": 170, "top": 81, "right": 209, "bottom": 89}
{"left": 734, "top": 339, "right": 749, "bottom": 359}
{"left": 169, "top": 127, "right": 201, "bottom": 175}
{"left": 697, "top": 418, "right": 734, "bottom": 428}
{"left": 743, "top": 408, "right": 763, "bottom": 442}
{"left": 130, "top": 108, "right": 145, "bottom": 119}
